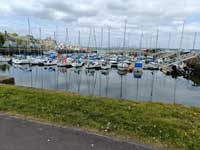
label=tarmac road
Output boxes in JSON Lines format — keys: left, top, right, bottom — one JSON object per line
{"left": 0, "top": 114, "right": 155, "bottom": 150}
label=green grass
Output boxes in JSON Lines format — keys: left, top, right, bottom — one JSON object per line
{"left": 0, "top": 85, "right": 200, "bottom": 150}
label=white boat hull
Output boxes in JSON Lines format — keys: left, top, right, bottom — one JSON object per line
{"left": 0, "top": 57, "right": 11, "bottom": 62}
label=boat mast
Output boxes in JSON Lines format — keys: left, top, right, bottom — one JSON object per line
{"left": 123, "top": 20, "right": 127, "bottom": 51}
{"left": 139, "top": 29, "right": 143, "bottom": 56}
{"left": 65, "top": 28, "right": 69, "bottom": 46}
{"left": 39, "top": 28, "right": 41, "bottom": 40}
{"left": 178, "top": 20, "right": 185, "bottom": 60}
{"left": 78, "top": 30, "right": 81, "bottom": 48}
{"left": 149, "top": 33, "right": 153, "bottom": 50}
{"left": 155, "top": 29, "right": 159, "bottom": 50}
{"left": 108, "top": 26, "right": 111, "bottom": 51}
{"left": 93, "top": 28, "right": 97, "bottom": 51}
{"left": 87, "top": 28, "right": 92, "bottom": 51}
{"left": 100, "top": 27, "right": 103, "bottom": 51}
{"left": 56, "top": 25, "right": 58, "bottom": 41}
{"left": 54, "top": 32, "right": 56, "bottom": 41}
{"left": 139, "top": 30, "right": 143, "bottom": 50}
{"left": 167, "top": 32, "right": 171, "bottom": 51}
{"left": 28, "top": 18, "right": 31, "bottom": 35}
{"left": 39, "top": 28, "right": 41, "bottom": 55}
{"left": 192, "top": 32, "right": 197, "bottom": 51}
{"left": 27, "top": 18, "right": 31, "bottom": 55}
{"left": 54, "top": 25, "right": 58, "bottom": 49}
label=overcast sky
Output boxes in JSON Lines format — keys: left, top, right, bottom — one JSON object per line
{"left": 1, "top": 0, "right": 200, "bottom": 49}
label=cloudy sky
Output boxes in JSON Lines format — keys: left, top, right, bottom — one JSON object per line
{"left": 1, "top": 0, "right": 200, "bottom": 49}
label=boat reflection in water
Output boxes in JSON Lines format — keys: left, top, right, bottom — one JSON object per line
{"left": 0, "top": 64, "right": 200, "bottom": 107}
{"left": 117, "top": 70, "right": 128, "bottom": 99}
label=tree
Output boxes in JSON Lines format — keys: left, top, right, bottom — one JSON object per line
{"left": 0, "top": 33, "right": 5, "bottom": 47}
{"left": 11, "top": 33, "right": 18, "bottom": 37}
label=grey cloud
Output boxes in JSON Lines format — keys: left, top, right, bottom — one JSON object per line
{"left": 1, "top": 0, "right": 200, "bottom": 48}
{"left": 41, "top": 1, "right": 98, "bottom": 18}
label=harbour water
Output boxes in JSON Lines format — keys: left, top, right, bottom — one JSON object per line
{"left": 0, "top": 63, "right": 200, "bottom": 107}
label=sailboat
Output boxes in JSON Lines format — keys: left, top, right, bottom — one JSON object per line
{"left": 12, "top": 56, "right": 30, "bottom": 65}
{"left": 71, "top": 58, "right": 83, "bottom": 68}
{"left": 0, "top": 55, "right": 11, "bottom": 62}
{"left": 57, "top": 57, "right": 72, "bottom": 68}
{"left": 117, "top": 62, "right": 128, "bottom": 71}
{"left": 30, "top": 56, "right": 44, "bottom": 66}
{"left": 101, "top": 60, "right": 111, "bottom": 70}
{"left": 43, "top": 59, "right": 57, "bottom": 66}
{"left": 85, "top": 58, "right": 98, "bottom": 69}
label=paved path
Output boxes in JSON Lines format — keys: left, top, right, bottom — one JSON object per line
{"left": 0, "top": 114, "right": 154, "bottom": 150}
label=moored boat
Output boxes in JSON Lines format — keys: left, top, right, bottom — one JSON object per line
{"left": 0, "top": 56, "right": 11, "bottom": 62}
{"left": 43, "top": 59, "right": 57, "bottom": 66}
{"left": 117, "top": 62, "right": 128, "bottom": 71}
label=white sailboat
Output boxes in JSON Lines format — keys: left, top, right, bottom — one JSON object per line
{"left": 101, "top": 61, "right": 111, "bottom": 70}
{"left": 117, "top": 62, "right": 128, "bottom": 71}
{"left": 71, "top": 59, "right": 83, "bottom": 68}
{"left": 0, "top": 56, "right": 11, "bottom": 62}
{"left": 43, "top": 59, "right": 57, "bottom": 66}
{"left": 12, "top": 56, "right": 30, "bottom": 65}
{"left": 30, "top": 57, "right": 44, "bottom": 65}
{"left": 57, "top": 58, "right": 72, "bottom": 68}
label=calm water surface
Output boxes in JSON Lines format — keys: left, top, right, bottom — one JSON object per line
{"left": 0, "top": 63, "right": 200, "bottom": 107}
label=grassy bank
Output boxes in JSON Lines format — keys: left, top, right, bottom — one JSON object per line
{"left": 0, "top": 85, "right": 200, "bottom": 150}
